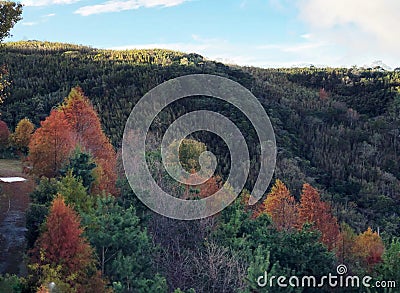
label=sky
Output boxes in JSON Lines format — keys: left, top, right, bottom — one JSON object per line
{"left": 7, "top": 0, "right": 400, "bottom": 68}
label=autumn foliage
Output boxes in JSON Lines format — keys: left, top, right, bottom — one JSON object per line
{"left": 254, "top": 181, "right": 340, "bottom": 250}
{"left": 10, "top": 117, "right": 35, "bottom": 153}
{"left": 297, "top": 183, "right": 340, "bottom": 250}
{"left": 30, "top": 195, "right": 106, "bottom": 291}
{"left": 28, "top": 110, "right": 76, "bottom": 177}
{"left": 28, "top": 87, "right": 117, "bottom": 194}
{"left": 253, "top": 179, "right": 387, "bottom": 273}
{"left": 32, "top": 195, "right": 92, "bottom": 272}
{"left": 0, "top": 119, "right": 9, "bottom": 149}
{"left": 255, "top": 179, "right": 298, "bottom": 231}
{"left": 353, "top": 227, "right": 385, "bottom": 270}
{"left": 60, "top": 87, "right": 118, "bottom": 195}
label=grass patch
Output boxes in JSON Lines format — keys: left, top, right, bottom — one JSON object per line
{"left": 0, "top": 160, "right": 23, "bottom": 177}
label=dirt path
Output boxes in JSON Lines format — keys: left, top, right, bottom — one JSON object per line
{"left": 0, "top": 159, "right": 34, "bottom": 276}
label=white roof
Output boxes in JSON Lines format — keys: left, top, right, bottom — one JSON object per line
{"left": 0, "top": 177, "right": 27, "bottom": 183}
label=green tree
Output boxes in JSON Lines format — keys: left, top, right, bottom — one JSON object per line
{"left": 60, "top": 148, "right": 96, "bottom": 191}
{"left": 377, "top": 238, "right": 400, "bottom": 281}
{"left": 29, "top": 177, "right": 59, "bottom": 205}
{"left": 212, "top": 196, "right": 336, "bottom": 292}
{"left": 26, "top": 178, "right": 59, "bottom": 248}
{"left": 245, "top": 246, "right": 299, "bottom": 293}
{"left": 0, "top": 274, "right": 24, "bottom": 293}
{"left": 57, "top": 170, "right": 93, "bottom": 213}
{"left": 82, "top": 195, "right": 165, "bottom": 291}
{"left": 0, "top": 1, "right": 22, "bottom": 42}
{"left": 0, "top": 1, "right": 22, "bottom": 104}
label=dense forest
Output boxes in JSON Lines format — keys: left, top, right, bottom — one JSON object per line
{"left": 0, "top": 41, "right": 399, "bottom": 292}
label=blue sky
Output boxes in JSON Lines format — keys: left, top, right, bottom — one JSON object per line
{"left": 8, "top": 0, "right": 400, "bottom": 68}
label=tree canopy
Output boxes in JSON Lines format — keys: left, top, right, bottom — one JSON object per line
{"left": 0, "top": 1, "right": 22, "bottom": 42}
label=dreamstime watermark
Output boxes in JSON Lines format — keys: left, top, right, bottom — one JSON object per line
{"left": 256, "top": 264, "right": 397, "bottom": 289}
{"left": 122, "top": 74, "right": 276, "bottom": 220}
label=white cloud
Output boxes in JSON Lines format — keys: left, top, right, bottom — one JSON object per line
{"left": 22, "top": 0, "right": 81, "bottom": 6}
{"left": 75, "top": 0, "right": 189, "bottom": 16}
{"left": 21, "top": 21, "right": 39, "bottom": 26}
{"left": 43, "top": 13, "right": 56, "bottom": 17}
{"left": 300, "top": 33, "right": 311, "bottom": 39}
{"left": 296, "top": 0, "right": 400, "bottom": 66}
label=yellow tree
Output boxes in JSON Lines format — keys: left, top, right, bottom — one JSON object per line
{"left": 10, "top": 117, "right": 35, "bottom": 153}
{"left": 255, "top": 179, "right": 298, "bottom": 231}
{"left": 353, "top": 227, "right": 384, "bottom": 271}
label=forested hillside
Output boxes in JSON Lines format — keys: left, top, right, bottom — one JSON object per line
{"left": 1, "top": 41, "right": 398, "bottom": 235}
{"left": 0, "top": 41, "right": 399, "bottom": 292}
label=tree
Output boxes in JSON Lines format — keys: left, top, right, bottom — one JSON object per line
{"left": 0, "top": 2, "right": 22, "bottom": 104}
{"left": 57, "top": 170, "right": 93, "bottom": 213}
{"left": 212, "top": 196, "right": 336, "bottom": 291}
{"left": 0, "top": 119, "right": 9, "bottom": 150}
{"left": 353, "top": 227, "right": 384, "bottom": 271}
{"left": 82, "top": 195, "right": 165, "bottom": 291}
{"left": 30, "top": 195, "right": 106, "bottom": 291}
{"left": 255, "top": 179, "right": 298, "bottom": 231}
{"left": 297, "top": 183, "right": 340, "bottom": 250}
{"left": 336, "top": 222, "right": 357, "bottom": 266}
{"left": 26, "top": 178, "right": 59, "bottom": 248}
{"left": 32, "top": 195, "right": 93, "bottom": 273}
{"left": 378, "top": 238, "right": 400, "bottom": 282}
{"left": 9, "top": 117, "right": 34, "bottom": 154}
{"left": 60, "top": 87, "right": 117, "bottom": 195}
{"left": 178, "top": 139, "right": 207, "bottom": 172}
{"left": 28, "top": 110, "right": 76, "bottom": 178}
{"left": 0, "top": 1, "right": 22, "bottom": 42}
{"left": 0, "top": 65, "right": 10, "bottom": 104}
{"left": 0, "top": 274, "right": 23, "bottom": 293}
{"left": 60, "top": 148, "right": 96, "bottom": 191}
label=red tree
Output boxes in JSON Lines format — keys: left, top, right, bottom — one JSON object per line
{"left": 319, "top": 88, "right": 328, "bottom": 101}
{"left": 31, "top": 195, "right": 106, "bottom": 291}
{"left": 28, "top": 110, "right": 76, "bottom": 177}
{"left": 33, "top": 195, "right": 92, "bottom": 272}
{"left": 297, "top": 183, "right": 340, "bottom": 250}
{"left": 0, "top": 119, "right": 10, "bottom": 149}
{"left": 61, "top": 87, "right": 117, "bottom": 195}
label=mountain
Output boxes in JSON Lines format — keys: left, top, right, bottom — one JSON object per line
{"left": 1, "top": 40, "right": 399, "bottom": 237}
